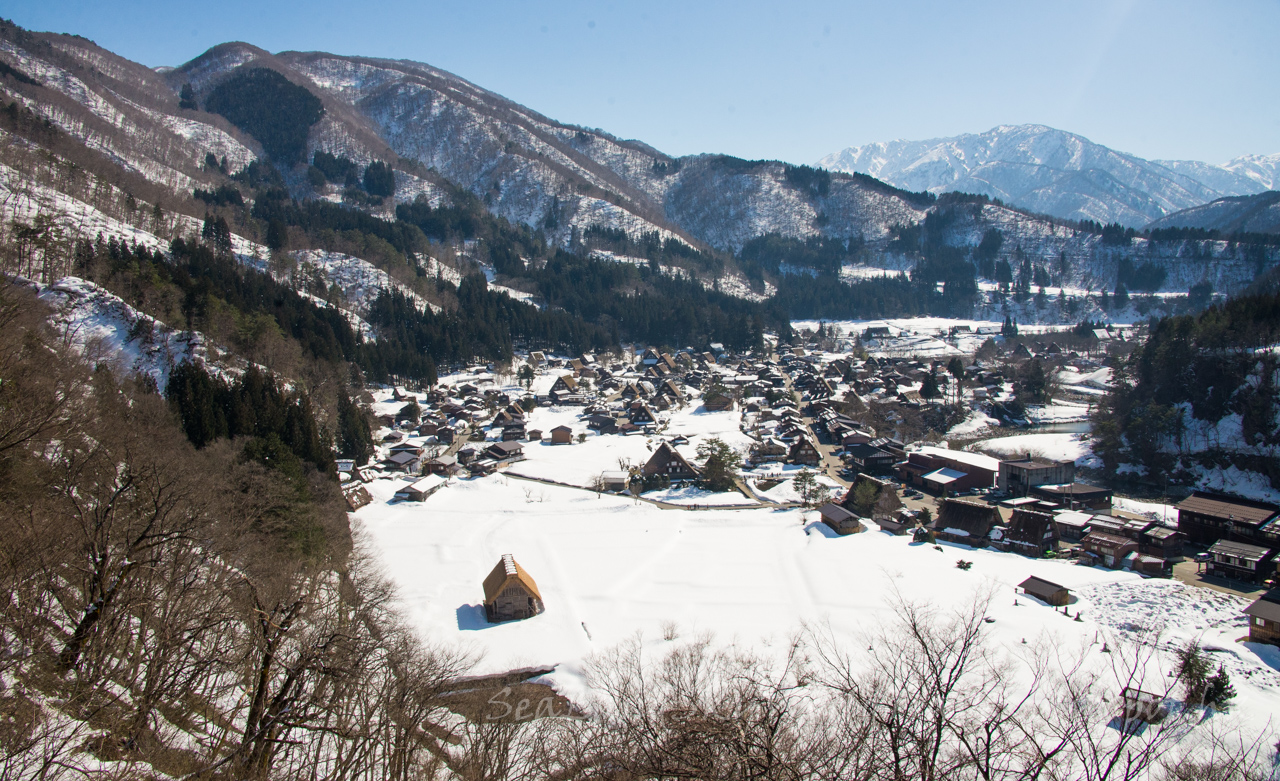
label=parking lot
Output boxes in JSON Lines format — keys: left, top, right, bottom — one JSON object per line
{"left": 1171, "top": 557, "right": 1268, "bottom": 598}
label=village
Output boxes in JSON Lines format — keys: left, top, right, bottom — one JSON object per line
{"left": 341, "top": 318, "right": 1280, "bottom": 671}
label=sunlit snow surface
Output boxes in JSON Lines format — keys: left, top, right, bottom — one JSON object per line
{"left": 353, "top": 398, "right": 1280, "bottom": 741}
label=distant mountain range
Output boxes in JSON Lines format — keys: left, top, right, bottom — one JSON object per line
{"left": 0, "top": 18, "right": 1276, "bottom": 311}
{"left": 817, "top": 124, "right": 1279, "bottom": 229}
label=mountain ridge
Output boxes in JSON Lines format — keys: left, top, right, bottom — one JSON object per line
{"left": 1, "top": 20, "right": 1277, "bottom": 320}
{"left": 818, "top": 124, "right": 1278, "bottom": 228}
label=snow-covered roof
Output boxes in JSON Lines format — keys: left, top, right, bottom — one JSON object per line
{"left": 922, "top": 467, "right": 968, "bottom": 484}
{"left": 917, "top": 445, "right": 1001, "bottom": 473}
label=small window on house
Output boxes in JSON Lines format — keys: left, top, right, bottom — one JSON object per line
{"left": 1257, "top": 617, "right": 1265, "bottom": 626}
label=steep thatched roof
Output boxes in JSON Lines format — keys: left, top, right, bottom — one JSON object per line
{"left": 483, "top": 554, "right": 543, "bottom": 602}
{"left": 936, "top": 498, "right": 999, "bottom": 538}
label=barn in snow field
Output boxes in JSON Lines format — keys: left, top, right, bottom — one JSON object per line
{"left": 483, "top": 554, "right": 545, "bottom": 622}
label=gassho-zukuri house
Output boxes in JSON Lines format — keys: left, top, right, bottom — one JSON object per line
{"left": 483, "top": 554, "right": 545, "bottom": 622}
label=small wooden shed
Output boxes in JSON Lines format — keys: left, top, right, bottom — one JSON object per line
{"left": 483, "top": 554, "right": 545, "bottom": 622}
{"left": 819, "top": 503, "right": 864, "bottom": 535}
{"left": 1017, "top": 576, "right": 1070, "bottom": 606}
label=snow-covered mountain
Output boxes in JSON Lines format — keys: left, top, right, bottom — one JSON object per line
{"left": 0, "top": 25, "right": 937, "bottom": 257}
{"left": 1146, "top": 191, "right": 1280, "bottom": 235}
{"left": 1, "top": 21, "right": 1277, "bottom": 306}
{"left": 818, "top": 124, "right": 1275, "bottom": 228}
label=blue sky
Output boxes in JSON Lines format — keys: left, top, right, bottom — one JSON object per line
{"left": 5, "top": 0, "right": 1277, "bottom": 165}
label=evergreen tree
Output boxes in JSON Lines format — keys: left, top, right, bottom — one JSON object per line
{"left": 266, "top": 217, "right": 288, "bottom": 252}
{"left": 1203, "top": 664, "right": 1236, "bottom": 710}
{"left": 178, "top": 83, "right": 197, "bottom": 110}
{"left": 363, "top": 161, "right": 396, "bottom": 197}
{"left": 849, "top": 478, "right": 878, "bottom": 517}
{"left": 793, "top": 468, "right": 825, "bottom": 508}
{"left": 1189, "top": 280, "right": 1214, "bottom": 309}
{"left": 396, "top": 399, "right": 421, "bottom": 423}
{"left": 696, "top": 437, "right": 741, "bottom": 492}
{"left": 920, "top": 370, "right": 941, "bottom": 400}
{"left": 337, "top": 391, "right": 374, "bottom": 465}
{"left": 1014, "top": 358, "right": 1052, "bottom": 405}
{"left": 1175, "top": 640, "right": 1212, "bottom": 705}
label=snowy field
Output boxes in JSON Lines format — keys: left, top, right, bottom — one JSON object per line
{"left": 354, "top": 384, "right": 1280, "bottom": 752}
{"left": 353, "top": 472, "right": 1280, "bottom": 738}
{"left": 975, "top": 432, "right": 1103, "bottom": 468}
{"left": 508, "top": 406, "right": 757, "bottom": 489}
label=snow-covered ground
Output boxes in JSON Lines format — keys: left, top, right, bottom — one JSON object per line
{"left": 793, "top": 317, "right": 1060, "bottom": 357}
{"left": 1023, "top": 400, "right": 1094, "bottom": 424}
{"left": 352, "top": 471, "right": 1280, "bottom": 742}
{"left": 974, "top": 432, "right": 1102, "bottom": 468}
{"left": 642, "top": 486, "right": 756, "bottom": 506}
{"left": 947, "top": 408, "right": 1002, "bottom": 438}
{"left": 32, "top": 276, "right": 203, "bottom": 389}
{"left": 506, "top": 405, "right": 755, "bottom": 489}
{"left": 293, "top": 249, "right": 435, "bottom": 315}
{"left": 1112, "top": 496, "right": 1179, "bottom": 527}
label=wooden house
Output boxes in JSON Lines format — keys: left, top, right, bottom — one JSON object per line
{"left": 1176, "top": 491, "right": 1280, "bottom": 547}
{"left": 788, "top": 436, "right": 822, "bottom": 466}
{"left": 844, "top": 443, "right": 895, "bottom": 475}
{"left": 600, "top": 471, "right": 630, "bottom": 492}
{"left": 1244, "top": 589, "right": 1280, "bottom": 645}
{"left": 819, "top": 503, "right": 864, "bottom": 535}
{"left": 550, "top": 374, "right": 579, "bottom": 397}
{"left": 1139, "top": 526, "right": 1185, "bottom": 561}
{"left": 485, "top": 441, "right": 525, "bottom": 463}
{"left": 839, "top": 474, "right": 903, "bottom": 523}
{"left": 1080, "top": 531, "right": 1138, "bottom": 568}
{"left": 1205, "top": 539, "right": 1277, "bottom": 584}
{"left": 933, "top": 498, "right": 998, "bottom": 546}
{"left": 482, "top": 554, "right": 544, "bottom": 622}
{"left": 1053, "top": 511, "right": 1093, "bottom": 542}
{"left": 341, "top": 483, "right": 372, "bottom": 511}
{"left": 658, "top": 379, "right": 685, "bottom": 403}
{"left": 384, "top": 450, "right": 422, "bottom": 473}
{"left": 1120, "top": 688, "right": 1166, "bottom": 725}
{"left": 1002, "top": 508, "right": 1059, "bottom": 557}
{"left": 550, "top": 425, "right": 574, "bottom": 445}
{"left": 422, "top": 455, "right": 460, "bottom": 476}
{"left": 749, "top": 438, "right": 788, "bottom": 465}
{"left": 1016, "top": 576, "right": 1070, "bottom": 606}
{"left": 627, "top": 402, "right": 656, "bottom": 425}
{"left": 1031, "top": 482, "right": 1113, "bottom": 511}
{"left": 394, "top": 474, "right": 448, "bottom": 502}
{"left": 998, "top": 458, "right": 1076, "bottom": 496}
{"left": 702, "top": 388, "right": 735, "bottom": 412}
{"left": 642, "top": 441, "right": 700, "bottom": 482}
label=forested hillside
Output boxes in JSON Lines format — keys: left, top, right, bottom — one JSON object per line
{"left": 3, "top": 16, "right": 1277, "bottom": 322}
{"left": 1093, "top": 290, "right": 1280, "bottom": 495}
